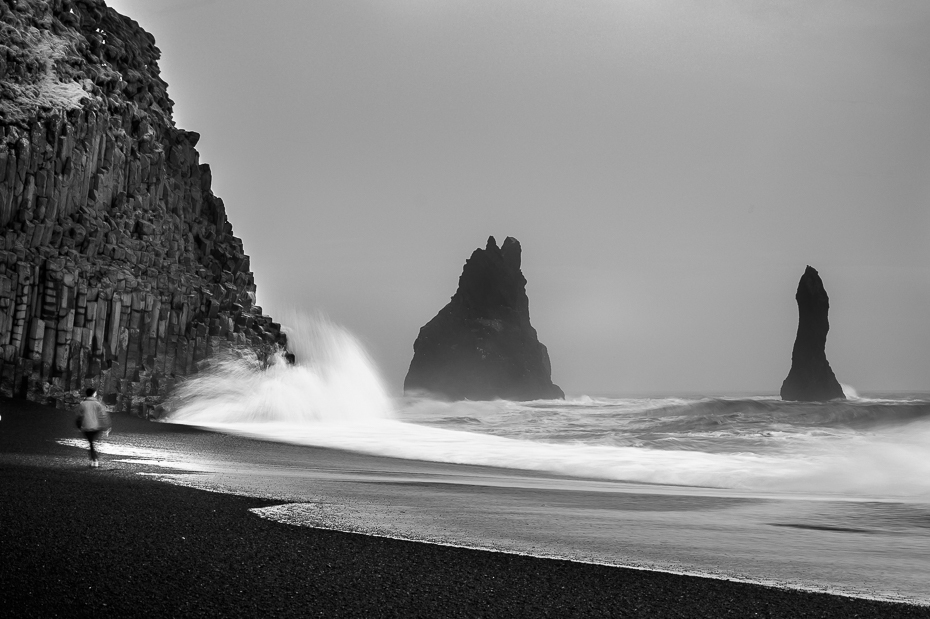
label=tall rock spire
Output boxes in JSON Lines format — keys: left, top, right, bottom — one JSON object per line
{"left": 780, "top": 266, "right": 845, "bottom": 401}
{"left": 404, "top": 236, "right": 563, "bottom": 401}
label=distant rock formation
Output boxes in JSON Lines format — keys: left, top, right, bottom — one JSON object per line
{"left": 404, "top": 236, "right": 563, "bottom": 401}
{"left": 0, "top": 0, "right": 288, "bottom": 415}
{"left": 780, "top": 266, "right": 845, "bottom": 401}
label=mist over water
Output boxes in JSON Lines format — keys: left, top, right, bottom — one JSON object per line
{"left": 169, "top": 316, "right": 393, "bottom": 425}
{"left": 168, "top": 317, "right": 930, "bottom": 501}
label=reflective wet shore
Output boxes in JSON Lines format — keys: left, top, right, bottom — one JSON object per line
{"left": 53, "top": 418, "right": 930, "bottom": 606}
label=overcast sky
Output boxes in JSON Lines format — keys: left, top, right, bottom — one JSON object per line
{"left": 109, "top": 0, "right": 930, "bottom": 396}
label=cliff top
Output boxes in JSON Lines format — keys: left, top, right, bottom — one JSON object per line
{"left": 0, "top": 0, "right": 172, "bottom": 124}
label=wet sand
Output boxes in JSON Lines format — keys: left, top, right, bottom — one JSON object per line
{"left": 1, "top": 397, "right": 928, "bottom": 618}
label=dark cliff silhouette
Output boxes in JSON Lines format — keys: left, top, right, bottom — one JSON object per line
{"left": 0, "top": 0, "right": 287, "bottom": 415}
{"left": 780, "top": 266, "right": 845, "bottom": 401}
{"left": 404, "top": 236, "right": 563, "bottom": 401}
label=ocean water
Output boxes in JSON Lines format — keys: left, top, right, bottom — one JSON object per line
{"left": 167, "top": 317, "right": 930, "bottom": 502}
{"left": 70, "top": 316, "right": 930, "bottom": 604}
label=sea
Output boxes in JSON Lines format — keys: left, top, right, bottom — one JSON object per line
{"left": 167, "top": 318, "right": 930, "bottom": 502}
{"left": 67, "top": 318, "right": 930, "bottom": 604}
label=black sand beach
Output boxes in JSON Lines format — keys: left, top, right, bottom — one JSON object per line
{"left": 1, "top": 398, "right": 928, "bottom": 618}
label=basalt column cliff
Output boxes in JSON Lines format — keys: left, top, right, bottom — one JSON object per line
{"left": 0, "top": 0, "right": 287, "bottom": 415}
{"left": 405, "top": 236, "right": 563, "bottom": 401}
{"left": 780, "top": 266, "right": 844, "bottom": 402}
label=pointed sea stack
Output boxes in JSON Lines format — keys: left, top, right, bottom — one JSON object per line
{"left": 780, "top": 266, "right": 845, "bottom": 401}
{"left": 404, "top": 236, "right": 564, "bottom": 401}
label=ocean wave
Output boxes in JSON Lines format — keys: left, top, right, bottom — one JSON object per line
{"left": 639, "top": 398, "right": 930, "bottom": 428}
{"left": 165, "top": 315, "right": 930, "bottom": 500}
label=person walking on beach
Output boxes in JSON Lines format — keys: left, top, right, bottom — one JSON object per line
{"left": 75, "top": 388, "right": 110, "bottom": 468}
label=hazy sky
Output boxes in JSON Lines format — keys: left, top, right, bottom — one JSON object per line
{"left": 108, "top": 0, "right": 929, "bottom": 396}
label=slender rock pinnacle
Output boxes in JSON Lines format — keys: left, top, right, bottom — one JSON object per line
{"left": 780, "top": 266, "right": 845, "bottom": 401}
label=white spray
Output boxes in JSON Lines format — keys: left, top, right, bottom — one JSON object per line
{"left": 169, "top": 315, "right": 393, "bottom": 425}
{"left": 167, "top": 316, "right": 930, "bottom": 500}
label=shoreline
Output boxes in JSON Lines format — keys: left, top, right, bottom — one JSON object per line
{"left": 246, "top": 506, "right": 927, "bottom": 608}
{"left": 2, "top": 397, "right": 929, "bottom": 617}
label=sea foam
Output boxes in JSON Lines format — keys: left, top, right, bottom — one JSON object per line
{"left": 167, "top": 316, "right": 930, "bottom": 500}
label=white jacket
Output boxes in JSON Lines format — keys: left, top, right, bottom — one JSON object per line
{"left": 77, "top": 398, "right": 108, "bottom": 432}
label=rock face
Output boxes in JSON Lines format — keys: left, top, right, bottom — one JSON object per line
{"left": 404, "top": 236, "right": 563, "bottom": 401}
{"left": 780, "top": 266, "right": 844, "bottom": 401}
{"left": 0, "top": 0, "right": 288, "bottom": 415}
